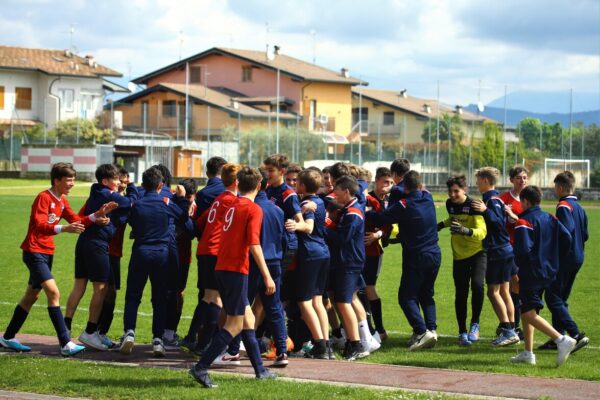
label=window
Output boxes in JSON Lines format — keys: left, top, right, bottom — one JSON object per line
{"left": 190, "top": 66, "right": 202, "bottom": 83}
{"left": 242, "top": 66, "right": 252, "bottom": 82}
{"left": 58, "top": 89, "right": 74, "bottom": 111}
{"left": 352, "top": 107, "right": 368, "bottom": 125}
{"left": 15, "top": 87, "right": 32, "bottom": 110}
{"left": 383, "top": 111, "right": 395, "bottom": 126}
{"left": 0, "top": 86, "right": 4, "bottom": 109}
{"left": 163, "top": 100, "right": 177, "bottom": 117}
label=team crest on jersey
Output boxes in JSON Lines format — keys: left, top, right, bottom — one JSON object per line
{"left": 462, "top": 206, "right": 470, "bottom": 214}
{"left": 48, "top": 213, "right": 57, "bottom": 223}
{"left": 51, "top": 202, "right": 55, "bottom": 209}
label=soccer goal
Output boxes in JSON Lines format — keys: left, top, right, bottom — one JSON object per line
{"left": 543, "top": 158, "right": 591, "bottom": 188}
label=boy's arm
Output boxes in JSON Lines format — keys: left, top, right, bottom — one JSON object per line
{"left": 249, "top": 245, "right": 275, "bottom": 295}
{"left": 556, "top": 219, "right": 573, "bottom": 263}
{"left": 513, "top": 218, "right": 534, "bottom": 257}
{"left": 470, "top": 214, "right": 487, "bottom": 241}
{"left": 583, "top": 211, "right": 589, "bottom": 243}
{"left": 247, "top": 205, "right": 275, "bottom": 295}
{"left": 327, "top": 213, "right": 362, "bottom": 247}
{"left": 481, "top": 198, "right": 506, "bottom": 229}
{"left": 286, "top": 209, "right": 315, "bottom": 234}
{"left": 366, "top": 198, "right": 406, "bottom": 227}
{"left": 556, "top": 201, "right": 575, "bottom": 235}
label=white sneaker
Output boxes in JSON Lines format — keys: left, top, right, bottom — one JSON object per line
{"left": 431, "top": 330, "right": 438, "bottom": 341}
{"left": 79, "top": 331, "right": 108, "bottom": 351}
{"left": 153, "top": 338, "right": 166, "bottom": 357}
{"left": 372, "top": 331, "right": 382, "bottom": 344}
{"left": 119, "top": 331, "right": 135, "bottom": 355}
{"left": 409, "top": 330, "right": 437, "bottom": 351}
{"left": 407, "top": 332, "right": 419, "bottom": 347}
{"left": 556, "top": 336, "right": 577, "bottom": 366}
{"left": 61, "top": 341, "right": 86, "bottom": 357}
{"left": 363, "top": 336, "right": 381, "bottom": 353}
{"left": 212, "top": 351, "right": 241, "bottom": 366}
{"left": 511, "top": 351, "right": 536, "bottom": 365}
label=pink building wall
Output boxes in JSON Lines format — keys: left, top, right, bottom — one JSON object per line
{"left": 146, "top": 54, "right": 305, "bottom": 113}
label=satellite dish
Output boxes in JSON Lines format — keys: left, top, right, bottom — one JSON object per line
{"left": 127, "top": 82, "right": 137, "bottom": 93}
{"left": 477, "top": 101, "right": 485, "bottom": 113}
{"left": 266, "top": 50, "right": 275, "bottom": 61}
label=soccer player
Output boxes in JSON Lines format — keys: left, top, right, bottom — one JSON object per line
{"left": 181, "top": 156, "right": 227, "bottom": 350}
{"left": 189, "top": 166, "right": 277, "bottom": 388}
{"left": 318, "top": 166, "right": 334, "bottom": 198}
{"left": 120, "top": 167, "right": 191, "bottom": 356}
{"left": 0, "top": 163, "right": 114, "bottom": 356}
{"left": 538, "top": 172, "right": 589, "bottom": 352}
{"left": 193, "top": 163, "right": 241, "bottom": 354}
{"left": 363, "top": 167, "right": 394, "bottom": 341}
{"left": 471, "top": 167, "right": 520, "bottom": 347}
{"left": 285, "top": 168, "right": 331, "bottom": 359}
{"left": 285, "top": 163, "right": 303, "bottom": 190}
{"left": 326, "top": 175, "right": 369, "bottom": 360}
{"left": 438, "top": 175, "right": 487, "bottom": 346}
{"left": 367, "top": 171, "right": 441, "bottom": 351}
{"left": 388, "top": 158, "right": 411, "bottom": 204}
{"left": 65, "top": 164, "right": 137, "bottom": 351}
{"left": 510, "top": 186, "right": 576, "bottom": 366}
{"left": 500, "top": 165, "right": 529, "bottom": 339}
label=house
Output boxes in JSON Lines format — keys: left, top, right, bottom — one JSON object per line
{"left": 0, "top": 45, "right": 127, "bottom": 136}
{"left": 126, "top": 46, "right": 364, "bottom": 139}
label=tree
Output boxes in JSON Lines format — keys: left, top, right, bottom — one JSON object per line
{"left": 473, "top": 121, "right": 503, "bottom": 171}
{"left": 52, "top": 118, "right": 113, "bottom": 144}
{"left": 517, "top": 118, "right": 543, "bottom": 151}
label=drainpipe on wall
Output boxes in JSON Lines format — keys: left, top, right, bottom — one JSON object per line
{"left": 48, "top": 77, "right": 61, "bottom": 144}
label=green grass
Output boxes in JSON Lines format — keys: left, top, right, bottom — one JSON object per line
{"left": 0, "top": 356, "right": 466, "bottom": 400}
{"left": 0, "top": 178, "right": 599, "bottom": 389}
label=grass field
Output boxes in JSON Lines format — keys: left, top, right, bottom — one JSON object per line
{"left": 0, "top": 179, "right": 598, "bottom": 396}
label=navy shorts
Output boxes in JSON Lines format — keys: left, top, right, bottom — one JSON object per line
{"left": 75, "top": 239, "right": 111, "bottom": 283}
{"left": 519, "top": 287, "right": 545, "bottom": 313}
{"left": 216, "top": 270, "right": 249, "bottom": 316}
{"left": 198, "top": 254, "right": 218, "bottom": 290}
{"left": 295, "top": 258, "right": 329, "bottom": 302}
{"left": 362, "top": 256, "right": 382, "bottom": 286}
{"left": 486, "top": 256, "right": 514, "bottom": 285}
{"left": 333, "top": 268, "right": 365, "bottom": 304}
{"left": 109, "top": 255, "right": 121, "bottom": 290}
{"left": 23, "top": 251, "right": 54, "bottom": 289}
{"left": 511, "top": 263, "right": 519, "bottom": 276}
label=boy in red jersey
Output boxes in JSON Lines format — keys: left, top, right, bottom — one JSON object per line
{"left": 0, "top": 163, "right": 115, "bottom": 356}
{"left": 190, "top": 166, "right": 276, "bottom": 388}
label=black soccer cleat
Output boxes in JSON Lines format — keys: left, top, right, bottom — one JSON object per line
{"left": 189, "top": 366, "right": 216, "bottom": 388}
{"left": 571, "top": 332, "right": 590, "bottom": 354}
{"left": 538, "top": 339, "right": 558, "bottom": 350}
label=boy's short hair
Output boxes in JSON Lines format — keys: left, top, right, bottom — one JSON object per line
{"left": 263, "top": 154, "right": 289, "bottom": 170}
{"left": 142, "top": 167, "right": 163, "bottom": 191}
{"left": 206, "top": 157, "right": 227, "bottom": 177}
{"left": 348, "top": 164, "right": 361, "bottom": 179}
{"left": 95, "top": 164, "right": 119, "bottom": 183}
{"left": 178, "top": 178, "right": 197, "bottom": 197}
{"left": 329, "top": 162, "right": 350, "bottom": 181}
{"left": 509, "top": 165, "right": 529, "bottom": 179}
{"left": 286, "top": 163, "right": 302, "bottom": 175}
{"left": 117, "top": 165, "right": 129, "bottom": 177}
{"left": 554, "top": 171, "right": 575, "bottom": 192}
{"left": 259, "top": 168, "right": 269, "bottom": 191}
{"left": 51, "top": 162, "right": 76, "bottom": 186}
{"left": 390, "top": 159, "right": 410, "bottom": 177}
{"left": 403, "top": 170, "right": 421, "bottom": 191}
{"left": 322, "top": 166, "right": 332, "bottom": 175}
{"left": 520, "top": 185, "right": 542, "bottom": 205}
{"left": 237, "top": 166, "right": 262, "bottom": 194}
{"left": 375, "top": 167, "right": 392, "bottom": 181}
{"left": 446, "top": 174, "right": 468, "bottom": 189}
{"left": 305, "top": 166, "right": 322, "bottom": 174}
{"left": 359, "top": 167, "right": 372, "bottom": 182}
{"left": 152, "top": 164, "right": 172, "bottom": 186}
{"left": 476, "top": 167, "right": 499, "bottom": 186}
{"left": 298, "top": 169, "right": 322, "bottom": 194}
{"left": 334, "top": 175, "right": 359, "bottom": 196}
{"left": 221, "top": 163, "right": 242, "bottom": 187}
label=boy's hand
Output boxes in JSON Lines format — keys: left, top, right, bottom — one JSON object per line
{"left": 63, "top": 221, "right": 85, "bottom": 234}
{"left": 505, "top": 206, "right": 518, "bottom": 223}
{"left": 364, "top": 231, "right": 380, "bottom": 246}
{"left": 175, "top": 185, "right": 186, "bottom": 197}
{"left": 471, "top": 200, "right": 487, "bottom": 213}
{"left": 284, "top": 219, "right": 297, "bottom": 232}
{"left": 450, "top": 220, "right": 472, "bottom": 236}
{"left": 301, "top": 201, "right": 317, "bottom": 213}
{"left": 95, "top": 202, "right": 118, "bottom": 218}
{"left": 264, "top": 276, "right": 276, "bottom": 295}
{"left": 95, "top": 216, "right": 111, "bottom": 226}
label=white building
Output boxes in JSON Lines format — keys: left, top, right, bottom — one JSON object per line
{"left": 0, "top": 45, "right": 127, "bottom": 135}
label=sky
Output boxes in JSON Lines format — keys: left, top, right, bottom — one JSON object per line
{"left": 2, "top": 0, "right": 599, "bottom": 112}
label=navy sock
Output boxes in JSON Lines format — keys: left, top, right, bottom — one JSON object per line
{"left": 196, "top": 329, "right": 233, "bottom": 369}
{"left": 193, "top": 300, "right": 210, "bottom": 340}
{"left": 4, "top": 305, "right": 28, "bottom": 340}
{"left": 85, "top": 321, "right": 98, "bottom": 335}
{"left": 227, "top": 334, "right": 241, "bottom": 355}
{"left": 370, "top": 298, "right": 385, "bottom": 333}
{"left": 48, "top": 306, "right": 70, "bottom": 347}
{"left": 241, "top": 329, "right": 266, "bottom": 376}
{"left": 64, "top": 317, "right": 72, "bottom": 331}
{"left": 98, "top": 301, "right": 115, "bottom": 335}
{"left": 511, "top": 291, "right": 521, "bottom": 328}
{"left": 197, "top": 303, "right": 221, "bottom": 350}
{"left": 185, "top": 302, "right": 204, "bottom": 342}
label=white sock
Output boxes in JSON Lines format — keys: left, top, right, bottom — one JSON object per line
{"left": 358, "top": 320, "right": 372, "bottom": 342}
{"left": 554, "top": 335, "right": 565, "bottom": 344}
{"left": 163, "top": 329, "right": 174, "bottom": 341}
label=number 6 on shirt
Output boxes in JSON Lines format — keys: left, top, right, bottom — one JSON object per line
{"left": 207, "top": 200, "right": 220, "bottom": 224}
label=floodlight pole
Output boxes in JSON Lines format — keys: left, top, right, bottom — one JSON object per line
{"left": 568, "top": 88, "right": 573, "bottom": 160}
{"left": 276, "top": 67, "right": 280, "bottom": 153}
{"left": 185, "top": 62, "right": 189, "bottom": 146}
{"left": 502, "top": 85, "right": 508, "bottom": 181}
{"left": 435, "top": 81, "right": 441, "bottom": 185}
{"left": 358, "top": 79, "right": 363, "bottom": 166}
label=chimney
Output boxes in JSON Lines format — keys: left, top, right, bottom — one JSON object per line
{"left": 340, "top": 68, "right": 349, "bottom": 78}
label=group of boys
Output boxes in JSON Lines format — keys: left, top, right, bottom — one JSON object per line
{"left": 0, "top": 154, "right": 589, "bottom": 388}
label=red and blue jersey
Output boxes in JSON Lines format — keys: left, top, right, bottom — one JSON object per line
{"left": 499, "top": 190, "right": 522, "bottom": 245}
{"left": 481, "top": 189, "right": 513, "bottom": 259}
{"left": 196, "top": 190, "right": 238, "bottom": 256}
{"left": 556, "top": 195, "right": 588, "bottom": 265}
{"left": 326, "top": 198, "right": 365, "bottom": 270}
{"left": 514, "top": 206, "right": 572, "bottom": 289}
{"left": 194, "top": 177, "right": 225, "bottom": 219}
{"left": 365, "top": 192, "right": 390, "bottom": 257}
{"left": 254, "top": 191, "right": 284, "bottom": 263}
{"left": 266, "top": 182, "right": 301, "bottom": 252}
{"left": 298, "top": 194, "right": 330, "bottom": 262}
{"left": 216, "top": 196, "right": 263, "bottom": 275}
{"left": 367, "top": 190, "right": 440, "bottom": 259}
